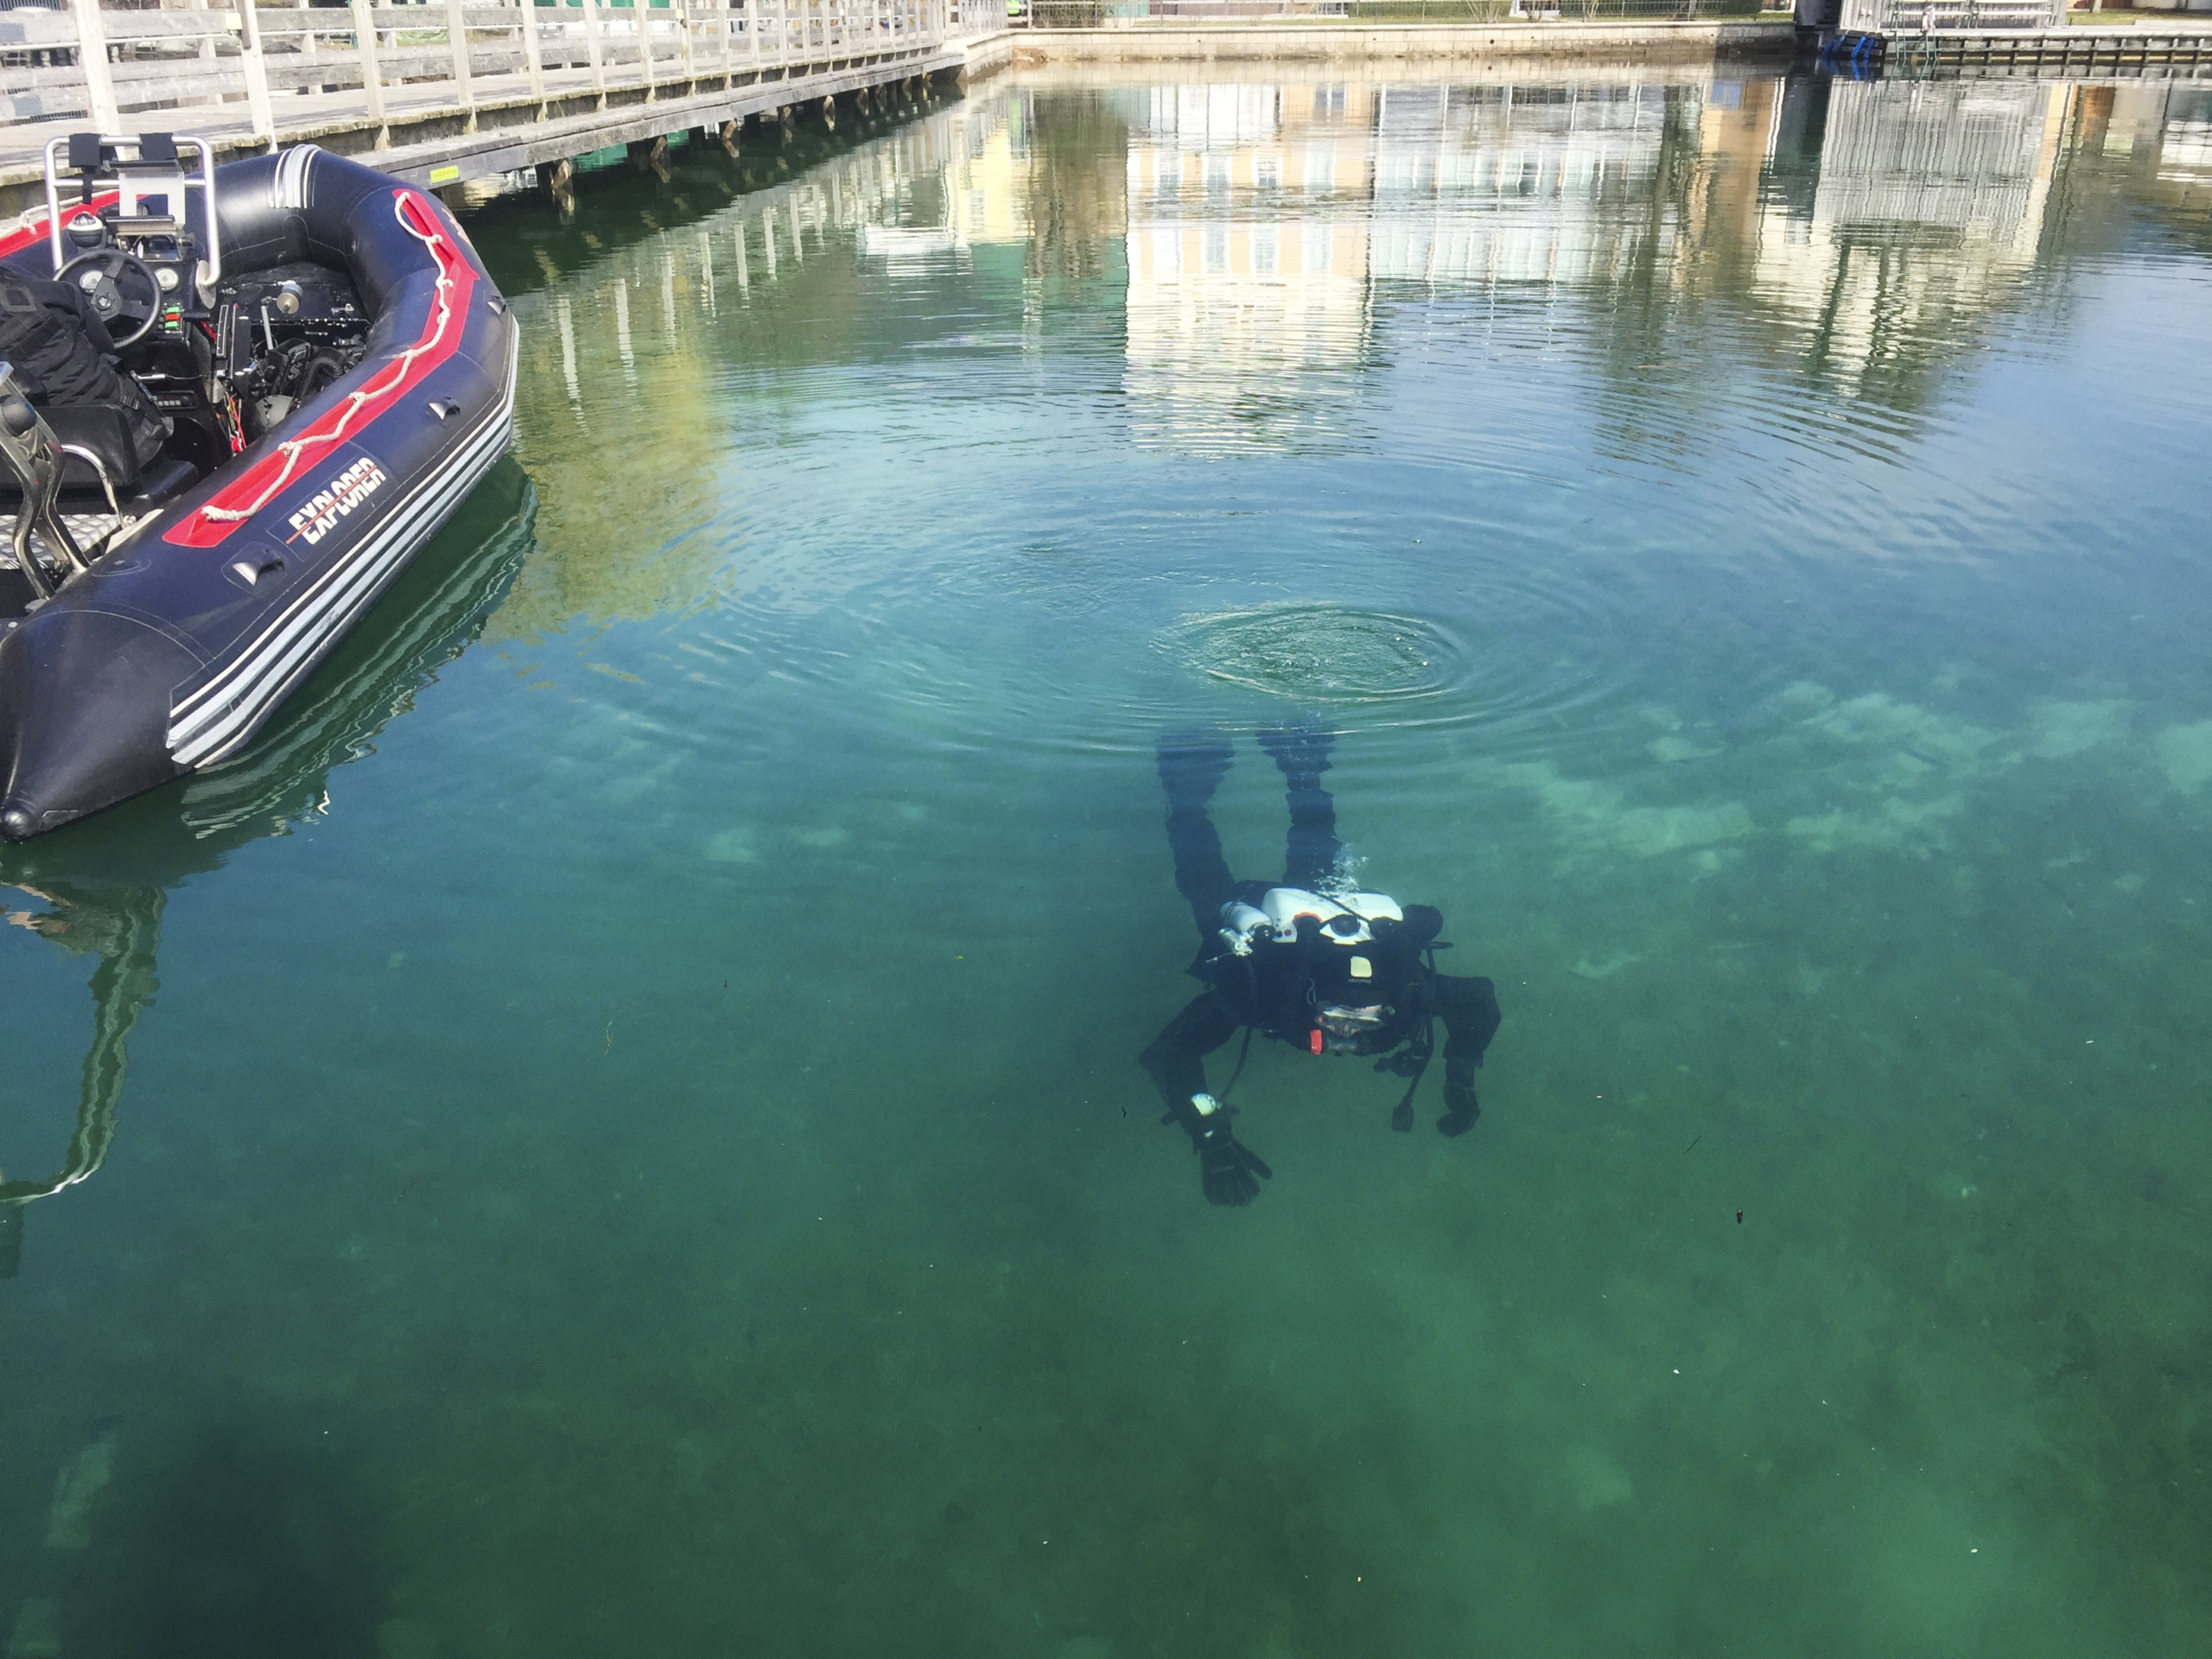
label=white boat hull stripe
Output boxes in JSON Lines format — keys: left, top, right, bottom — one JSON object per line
{"left": 169, "top": 416, "right": 505, "bottom": 752}
{"left": 169, "top": 331, "right": 518, "bottom": 741}
{"left": 173, "top": 435, "right": 504, "bottom": 766}
{"left": 169, "top": 341, "right": 518, "bottom": 761}
{"left": 173, "top": 423, "right": 510, "bottom": 765}
{"left": 171, "top": 396, "right": 508, "bottom": 728}
{"left": 169, "top": 410, "right": 511, "bottom": 765}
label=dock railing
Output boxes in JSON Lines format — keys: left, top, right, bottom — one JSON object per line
{"left": 2, "top": 0, "right": 988, "bottom": 138}
{"left": 1009, "top": 0, "right": 1766, "bottom": 25}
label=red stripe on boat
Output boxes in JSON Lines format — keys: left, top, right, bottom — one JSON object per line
{"left": 164, "top": 191, "right": 476, "bottom": 550}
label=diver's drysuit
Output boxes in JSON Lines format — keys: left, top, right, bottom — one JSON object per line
{"left": 1140, "top": 728, "right": 1501, "bottom": 1206}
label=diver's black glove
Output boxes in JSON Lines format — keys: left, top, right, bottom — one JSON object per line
{"left": 1437, "top": 1084, "right": 1480, "bottom": 1139}
{"left": 1193, "top": 1118, "right": 1272, "bottom": 1206}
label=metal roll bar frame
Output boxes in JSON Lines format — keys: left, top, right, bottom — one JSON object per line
{"left": 42, "top": 131, "right": 221, "bottom": 300}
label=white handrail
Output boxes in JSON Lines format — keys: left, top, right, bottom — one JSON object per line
{"left": 0, "top": 0, "right": 995, "bottom": 137}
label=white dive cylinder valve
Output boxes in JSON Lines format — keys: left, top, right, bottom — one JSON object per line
{"left": 1217, "top": 901, "right": 1270, "bottom": 957}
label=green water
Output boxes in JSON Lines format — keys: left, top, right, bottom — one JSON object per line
{"left": 3, "top": 68, "right": 2210, "bottom": 1657}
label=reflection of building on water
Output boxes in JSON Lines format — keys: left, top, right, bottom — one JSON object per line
{"left": 1124, "top": 84, "right": 1379, "bottom": 452}
{"left": 1809, "top": 80, "right": 2063, "bottom": 245}
{"left": 1365, "top": 84, "right": 1676, "bottom": 288}
{"left": 2137, "top": 84, "right": 2212, "bottom": 241}
{"left": 505, "top": 71, "right": 2212, "bottom": 474}
{"left": 1742, "top": 79, "right": 2068, "bottom": 401}
{"left": 940, "top": 91, "right": 1036, "bottom": 250}
{"left": 1118, "top": 78, "right": 1733, "bottom": 448}
{"left": 858, "top": 97, "right": 1039, "bottom": 260}
{"left": 1109, "top": 71, "right": 2212, "bottom": 436}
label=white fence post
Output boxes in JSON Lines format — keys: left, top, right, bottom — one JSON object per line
{"left": 349, "top": 0, "right": 390, "bottom": 143}
{"left": 296, "top": 0, "right": 320, "bottom": 75}
{"left": 236, "top": 3, "right": 278, "bottom": 148}
{"left": 582, "top": 0, "right": 609, "bottom": 104}
{"left": 520, "top": 0, "right": 548, "bottom": 107}
{"left": 443, "top": 0, "right": 479, "bottom": 128}
{"left": 637, "top": 0, "right": 659, "bottom": 101}
{"left": 67, "top": 0, "right": 120, "bottom": 132}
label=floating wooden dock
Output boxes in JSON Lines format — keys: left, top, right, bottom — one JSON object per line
{"left": 0, "top": 2, "right": 1014, "bottom": 218}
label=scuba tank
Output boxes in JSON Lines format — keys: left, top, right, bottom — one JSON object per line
{"left": 1216, "top": 886, "right": 1404, "bottom": 957}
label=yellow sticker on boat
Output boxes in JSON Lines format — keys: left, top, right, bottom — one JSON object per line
{"left": 429, "top": 166, "right": 461, "bottom": 185}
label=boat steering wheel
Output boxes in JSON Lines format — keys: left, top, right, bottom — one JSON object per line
{"left": 54, "top": 247, "right": 162, "bottom": 348}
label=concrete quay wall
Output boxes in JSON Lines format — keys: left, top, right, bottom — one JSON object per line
{"left": 995, "top": 20, "right": 1797, "bottom": 68}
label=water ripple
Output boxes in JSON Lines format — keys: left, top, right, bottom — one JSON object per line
{"left": 1159, "top": 604, "right": 1458, "bottom": 705}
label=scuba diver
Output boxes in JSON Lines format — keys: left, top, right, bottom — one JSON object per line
{"left": 1140, "top": 728, "right": 1501, "bottom": 1206}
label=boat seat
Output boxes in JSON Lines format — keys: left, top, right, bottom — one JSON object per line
{"left": 2, "top": 273, "right": 170, "bottom": 490}
{"left": 125, "top": 454, "right": 198, "bottom": 508}
{"left": 1, "top": 454, "right": 197, "bottom": 510}
{"left": 41, "top": 404, "right": 149, "bottom": 492}
{"left": 0, "top": 454, "right": 200, "bottom": 556}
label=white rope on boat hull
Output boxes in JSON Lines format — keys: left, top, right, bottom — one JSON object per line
{"left": 200, "top": 194, "right": 459, "bottom": 527}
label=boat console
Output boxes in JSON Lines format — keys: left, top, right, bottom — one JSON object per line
{"left": 2, "top": 132, "right": 374, "bottom": 606}
{"left": 0, "top": 132, "right": 224, "bottom": 600}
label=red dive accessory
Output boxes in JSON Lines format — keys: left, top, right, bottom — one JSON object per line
{"left": 1309, "top": 1028, "right": 1324, "bottom": 1056}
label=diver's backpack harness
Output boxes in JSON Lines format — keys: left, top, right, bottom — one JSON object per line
{"left": 1205, "top": 887, "right": 1445, "bottom": 1131}
{"left": 1375, "top": 946, "right": 1444, "bottom": 1133}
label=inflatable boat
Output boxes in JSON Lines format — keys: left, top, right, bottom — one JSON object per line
{"left": 0, "top": 132, "right": 517, "bottom": 839}
{"left": 0, "top": 462, "right": 535, "bottom": 1279}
